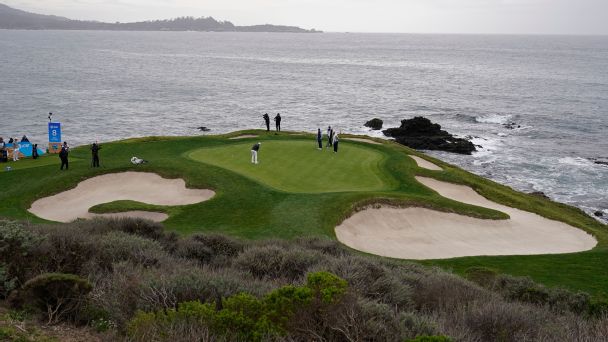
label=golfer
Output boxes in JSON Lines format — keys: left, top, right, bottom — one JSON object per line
{"left": 317, "top": 128, "right": 323, "bottom": 150}
{"left": 274, "top": 113, "right": 282, "bottom": 132}
{"left": 326, "top": 126, "right": 334, "bottom": 148}
{"left": 333, "top": 132, "right": 340, "bottom": 153}
{"left": 263, "top": 113, "right": 270, "bottom": 131}
{"left": 59, "top": 142, "right": 69, "bottom": 170}
{"left": 91, "top": 141, "right": 101, "bottom": 168}
{"left": 251, "top": 142, "right": 261, "bottom": 164}
{"left": 32, "top": 144, "right": 39, "bottom": 160}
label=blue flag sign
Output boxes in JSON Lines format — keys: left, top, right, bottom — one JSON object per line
{"left": 48, "top": 122, "right": 61, "bottom": 143}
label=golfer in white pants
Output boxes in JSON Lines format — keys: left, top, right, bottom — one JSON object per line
{"left": 251, "top": 142, "right": 261, "bottom": 164}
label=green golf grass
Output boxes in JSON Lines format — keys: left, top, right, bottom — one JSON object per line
{"left": 188, "top": 140, "right": 394, "bottom": 193}
{"left": 0, "top": 130, "right": 606, "bottom": 299}
{"left": 1, "top": 154, "right": 80, "bottom": 171}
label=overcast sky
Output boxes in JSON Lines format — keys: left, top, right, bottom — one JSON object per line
{"left": 4, "top": 0, "right": 608, "bottom": 35}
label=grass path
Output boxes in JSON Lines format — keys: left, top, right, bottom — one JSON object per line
{"left": 0, "top": 130, "right": 606, "bottom": 298}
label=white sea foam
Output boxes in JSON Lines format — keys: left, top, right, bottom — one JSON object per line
{"left": 475, "top": 114, "right": 512, "bottom": 124}
{"left": 558, "top": 157, "right": 596, "bottom": 168}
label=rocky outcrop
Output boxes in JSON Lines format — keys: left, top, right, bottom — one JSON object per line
{"left": 530, "top": 192, "right": 550, "bottom": 200}
{"left": 364, "top": 118, "right": 383, "bottom": 130}
{"left": 383, "top": 117, "right": 477, "bottom": 155}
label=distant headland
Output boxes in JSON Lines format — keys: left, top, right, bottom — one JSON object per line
{"left": 0, "top": 3, "right": 321, "bottom": 33}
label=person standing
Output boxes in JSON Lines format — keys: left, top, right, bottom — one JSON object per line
{"left": 333, "top": 131, "right": 340, "bottom": 153}
{"left": 12, "top": 139, "right": 19, "bottom": 161}
{"left": 263, "top": 113, "right": 270, "bottom": 132}
{"left": 91, "top": 141, "right": 101, "bottom": 167}
{"left": 326, "top": 126, "right": 334, "bottom": 148}
{"left": 317, "top": 128, "right": 323, "bottom": 150}
{"left": 251, "top": 142, "right": 261, "bottom": 164}
{"left": 59, "top": 141, "right": 69, "bottom": 170}
{"left": 274, "top": 113, "right": 282, "bottom": 132}
{"left": 32, "top": 144, "right": 39, "bottom": 160}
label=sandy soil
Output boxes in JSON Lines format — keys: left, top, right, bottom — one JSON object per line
{"left": 28, "top": 172, "right": 215, "bottom": 223}
{"left": 410, "top": 155, "right": 443, "bottom": 171}
{"left": 344, "top": 138, "right": 382, "bottom": 145}
{"left": 229, "top": 135, "right": 259, "bottom": 139}
{"left": 335, "top": 176, "right": 596, "bottom": 259}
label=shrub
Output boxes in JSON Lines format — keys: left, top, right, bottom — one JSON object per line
{"left": 191, "top": 234, "right": 244, "bottom": 258}
{"left": 127, "top": 272, "right": 351, "bottom": 341}
{"left": 464, "top": 266, "right": 498, "bottom": 287}
{"left": 16, "top": 273, "right": 93, "bottom": 324}
{"left": 176, "top": 238, "right": 214, "bottom": 264}
{"left": 98, "top": 231, "right": 166, "bottom": 267}
{"left": 234, "top": 245, "right": 323, "bottom": 281}
{"left": 31, "top": 224, "right": 102, "bottom": 276}
{"left": 294, "top": 236, "right": 347, "bottom": 257}
{"left": 462, "top": 300, "right": 546, "bottom": 342}
{"left": 407, "top": 335, "right": 453, "bottom": 342}
{"left": 411, "top": 271, "right": 493, "bottom": 312}
{"left": 306, "top": 271, "right": 348, "bottom": 304}
{"left": 0, "top": 220, "right": 42, "bottom": 297}
{"left": 312, "top": 255, "right": 413, "bottom": 309}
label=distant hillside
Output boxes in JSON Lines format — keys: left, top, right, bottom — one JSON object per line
{"left": 0, "top": 3, "right": 320, "bottom": 33}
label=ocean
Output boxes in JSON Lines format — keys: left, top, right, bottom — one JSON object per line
{"left": 1, "top": 30, "right": 607, "bottom": 222}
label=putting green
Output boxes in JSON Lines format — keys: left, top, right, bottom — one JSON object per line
{"left": 188, "top": 140, "right": 394, "bottom": 193}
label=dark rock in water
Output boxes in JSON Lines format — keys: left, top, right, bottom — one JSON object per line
{"left": 364, "top": 118, "right": 383, "bottom": 130}
{"left": 530, "top": 191, "right": 550, "bottom": 200}
{"left": 382, "top": 116, "right": 477, "bottom": 155}
{"left": 594, "top": 161, "right": 608, "bottom": 166}
{"left": 197, "top": 126, "right": 211, "bottom": 132}
{"left": 503, "top": 122, "right": 521, "bottom": 130}
{"left": 594, "top": 211, "right": 604, "bottom": 217}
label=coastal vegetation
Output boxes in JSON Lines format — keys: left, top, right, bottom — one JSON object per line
{"left": 0, "top": 130, "right": 607, "bottom": 339}
{"left": 0, "top": 3, "right": 319, "bottom": 33}
{"left": 1, "top": 218, "right": 607, "bottom": 341}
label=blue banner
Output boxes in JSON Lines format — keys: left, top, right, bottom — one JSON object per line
{"left": 48, "top": 122, "right": 61, "bottom": 143}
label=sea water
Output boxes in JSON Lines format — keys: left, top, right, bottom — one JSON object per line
{"left": 0, "top": 31, "right": 606, "bottom": 221}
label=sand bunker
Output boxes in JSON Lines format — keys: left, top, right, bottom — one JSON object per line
{"left": 229, "top": 135, "right": 258, "bottom": 140}
{"left": 29, "top": 172, "right": 215, "bottom": 223}
{"left": 336, "top": 177, "right": 596, "bottom": 259}
{"left": 344, "top": 138, "right": 382, "bottom": 145}
{"left": 410, "top": 155, "right": 443, "bottom": 171}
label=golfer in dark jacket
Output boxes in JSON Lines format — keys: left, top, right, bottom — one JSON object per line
{"left": 326, "top": 126, "right": 334, "bottom": 148}
{"left": 263, "top": 113, "right": 270, "bottom": 131}
{"left": 32, "top": 144, "right": 39, "bottom": 160}
{"left": 91, "top": 142, "right": 101, "bottom": 167}
{"left": 59, "top": 142, "right": 69, "bottom": 170}
{"left": 317, "top": 128, "right": 323, "bottom": 150}
{"left": 251, "top": 142, "right": 261, "bottom": 164}
{"left": 274, "top": 113, "right": 281, "bottom": 132}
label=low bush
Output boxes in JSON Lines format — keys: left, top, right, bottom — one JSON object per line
{"left": 0, "top": 220, "right": 43, "bottom": 297}
{"left": 464, "top": 266, "right": 498, "bottom": 287}
{"left": 128, "top": 272, "right": 349, "bottom": 342}
{"left": 234, "top": 245, "right": 323, "bottom": 281}
{"left": 461, "top": 300, "right": 547, "bottom": 342}
{"left": 14, "top": 273, "right": 92, "bottom": 324}
{"left": 407, "top": 335, "right": 453, "bottom": 342}
{"left": 98, "top": 231, "right": 166, "bottom": 267}
{"left": 314, "top": 255, "right": 413, "bottom": 309}
{"left": 3, "top": 218, "right": 607, "bottom": 341}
